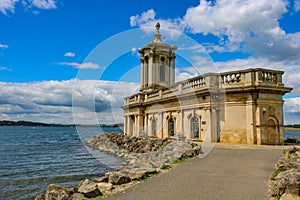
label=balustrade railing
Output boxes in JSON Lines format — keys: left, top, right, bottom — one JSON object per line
{"left": 124, "top": 68, "right": 284, "bottom": 106}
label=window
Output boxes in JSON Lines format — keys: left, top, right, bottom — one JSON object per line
{"left": 169, "top": 118, "right": 175, "bottom": 137}
{"left": 152, "top": 119, "right": 157, "bottom": 136}
{"left": 191, "top": 116, "right": 200, "bottom": 139}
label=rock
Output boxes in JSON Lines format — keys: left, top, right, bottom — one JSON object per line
{"left": 77, "top": 179, "right": 102, "bottom": 198}
{"left": 70, "top": 193, "right": 86, "bottom": 200}
{"left": 34, "top": 194, "right": 45, "bottom": 200}
{"left": 45, "top": 184, "right": 73, "bottom": 200}
{"left": 97, "top": 182, "right": 113, "bottom": 192}
{"left": 91, "top": 174, "right": 109, "bottom": 183}
{"left": 276, "top": 169, "right": 300, "bottom": 195}
{"left": 108, "top": 171, "right": 131, "bottom": 185}
{"left": 280, "top": 193, "right": 300, "bottom": 200}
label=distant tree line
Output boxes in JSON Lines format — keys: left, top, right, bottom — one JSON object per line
{"left": 0, "top": 120, "right": 124, "bottom": 128}
{"left": 285, "top": 124, "right": 300, "bottom": 128}
{"left": 0, "top": 120, "right": 73, "bottom": 127}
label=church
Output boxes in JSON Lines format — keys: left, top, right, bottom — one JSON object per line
{"left": 122, "top": 23, "right": 292, "bottom": 145}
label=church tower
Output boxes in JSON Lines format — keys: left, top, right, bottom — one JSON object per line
{"left": 139, "top": 23, "right": 177, "bottom": 92}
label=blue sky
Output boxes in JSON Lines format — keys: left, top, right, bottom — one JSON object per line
{"left": 0, "top": 0, "right": 300, "bottom": 124}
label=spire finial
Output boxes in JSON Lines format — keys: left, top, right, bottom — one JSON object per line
{"left": 153, "top": 22, "right": 162, "bottom": 43}
{"left": 155, "top": 22, "right": 160, "bottom": 32}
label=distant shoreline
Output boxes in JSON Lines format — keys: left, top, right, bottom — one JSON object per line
{"left": 0, "top": 120, "right": 124, "bottom": 128}
{"left": 284, "top": 127, "right": 300, "bottom": 131}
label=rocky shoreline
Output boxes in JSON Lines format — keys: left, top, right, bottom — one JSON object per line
{"left": 269, "top": 146, "right": 300, "bottom": 200}
{"left": 35, "top": 133, "right": 201, "bottom": 200}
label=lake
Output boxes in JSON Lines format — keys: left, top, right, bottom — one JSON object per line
{"left": 0, "top": 126, "right": 299, "bottom": 200}
{"left": 0, "top": 126, "right": 122, "bottom": 200}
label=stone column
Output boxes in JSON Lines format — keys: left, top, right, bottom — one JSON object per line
{"left": 136, "top": 114, "right": 144, "bottom": 137}
{"left": 124, "top": 116, "right": 127, "bottom": 135}
{"left": 148, "top": 52, "right": 153, "bottom": 87}
{"left": 246, "top": 100, "right": 256, "bottom": 144}
{"left": 140, "top": 57, "right": 144, "bottom": 90}
{"left": 171, "top": 54, "right": 176, "bottom": 84}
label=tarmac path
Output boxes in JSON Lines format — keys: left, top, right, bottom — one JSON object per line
{"left": 108, "top": 144, "right": 284, "bottom": 200}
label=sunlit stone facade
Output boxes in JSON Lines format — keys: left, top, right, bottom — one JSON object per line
{"left": 122, "top": 23, "right": 292, "bottom": 145}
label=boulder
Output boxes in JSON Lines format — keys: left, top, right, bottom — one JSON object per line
{"left": 97, "top": 182, "right": 113, "bottom": 192}
{"left": 45, "top": 184, "right": 73, "bottom": 200}
{"left": 77, "top": 179, "right": 102, "bottom": 198}
{"left": 108, "top": 171, "right": 131, "bottom": 185}
{"left": 34, "top": 194, "right": 45, "bottom": 200}
{"left": 280, "top": 193, "right": 300, "bottom": 200}
{"left": 70, "top": 193, "right": 86, "bottom": 200}
{"left": 276, "top": 169, "right": 300, "bottom": 195}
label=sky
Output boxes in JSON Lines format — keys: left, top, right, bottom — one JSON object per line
{"left": 0, "top": 0, "right": 300, "bottom": 125}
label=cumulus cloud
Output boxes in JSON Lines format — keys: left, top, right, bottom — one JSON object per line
{"left": 0, "top": 43, "right": 9, "bottom": 49}
{"left": 31, "top": 0, "right": 56, "bottom": 9}
{"left": 57, "top": 62, "right": 101, "bottom": 69}
{"left": 130, "top": 9, "right": 185, "bottom": 39}
{"left": 0, "top": 0, "right": 57, "bottom": 15}
{"left": 0, "top": 79, "right": 139, "bottom": 124}
{"left": 64, "top": 52, "right": 75, "bottom": 57}
{"left": 0, "top": 0, "right": 18, "bottom": 14}
{"left": 294, "top": 0, "right": 300, "bottom": 12}
{"left": 130, "top": 1, "right": 300, "bottom": 61}
{"left": 0, "top": 66, "right": 12, "bottom": 71}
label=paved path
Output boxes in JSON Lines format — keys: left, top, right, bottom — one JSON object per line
{"left": 108, "top": 144, "right": 284, "bottom": 200}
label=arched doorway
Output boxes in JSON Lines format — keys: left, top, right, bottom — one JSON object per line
{"left": 191, "top": 116, "right": 200, "bottom": 139}
{"left": 168, "top": 118, "right": 175, "bottom": 137}
{"left": 266, "top": 118, "right": 279, "bottom": 144}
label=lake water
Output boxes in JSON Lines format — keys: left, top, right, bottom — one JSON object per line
{"left": 1, "top": 127, "right": 300, "bottom": 200}
{"left": 0, "top": 126, "right": 123, "bottom": 200}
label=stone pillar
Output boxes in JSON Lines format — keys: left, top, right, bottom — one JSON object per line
{"left": 166, "top": 58, "right": 170, "bottom": 85}
{"left": 124, "top": 116, "right": 127, "bottom": 135}
{"left": 140, "top": 57, "right": 144, "bottom": 90}
{"left": 204, "top": 108, "right": 217, "bottom": 143}
{"left": 171, "top": 54, "right": 175, "bottom": 84}
{"left": 148, "top": 52, "right": 153, "bottom": 87}
{"left": 246, "top": 100, "right": 256, "bottom": 144}
{"left": 136, "top": 114, "right": 144, "bottom": 137}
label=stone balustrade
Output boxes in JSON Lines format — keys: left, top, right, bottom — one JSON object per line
{"left": 124, "top": 68, "right": 285, "bottom": 106}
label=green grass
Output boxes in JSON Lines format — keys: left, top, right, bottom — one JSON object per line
{"left": 170, "top": 156, "right": 190, "bottom": 165}
{"left": 271, "top": 167, "right": 285, "bottom": 180}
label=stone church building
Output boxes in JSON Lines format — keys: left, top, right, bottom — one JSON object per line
{"left": 122, "top": 23, "right": 292, "bottom": 145}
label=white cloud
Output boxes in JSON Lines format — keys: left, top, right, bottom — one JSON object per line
{"left": 130, "top": 9, "right": 185, "bottom": 39}
{"left": 57, "top": 62, "right": 101, "bottom": 69}
{"left": 64, "top": 52, "right": 75, "bottom": 57}
{"left": 0, "top": 79, "right": 139, "bottom": 124}
{"left": 131, "top": 1, "right": 300, "bottom": 61}
{"left": 0, "top": 66, "right": 12, "bottom": 71}
{"left": 285, "top": 97, "right": 300, "bottom": 113}
{"left": 0, "top": 43, "right": 9, "bottom": 49}
{"left": 0, "top": 0, "right": 57, "bottom": 15}
{"left": 0, "top": 0, "right": 18, "bottom": 15}
{"left": 130, "top": 9, "right": 155, "bottom": 27}
{"left": 31, "top": 0, "right": 56, "bottom": 9}
{"left": 294, "top": 0, "right": 300, "bottom": 12}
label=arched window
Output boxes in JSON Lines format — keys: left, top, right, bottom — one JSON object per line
{"left": 160, "top": 57, "right": 165, "bottom": 82}
{"left": 168, "top": 118, "right": 175, "bottom": 137}
{"left": 152, "top": 119, "right": 157, "bottom": 136}
{"left": 191, "top": 116, "right": 200, "bottom": 139}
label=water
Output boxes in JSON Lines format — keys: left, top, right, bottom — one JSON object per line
{"left": 1, "top": 127, "right": 299, "bottom": 200}
{"left": 284, "top": 129, "right": 300, "bottom": 141}
{"left": 0, "top": 126, "right": 123, "bottom": 200}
